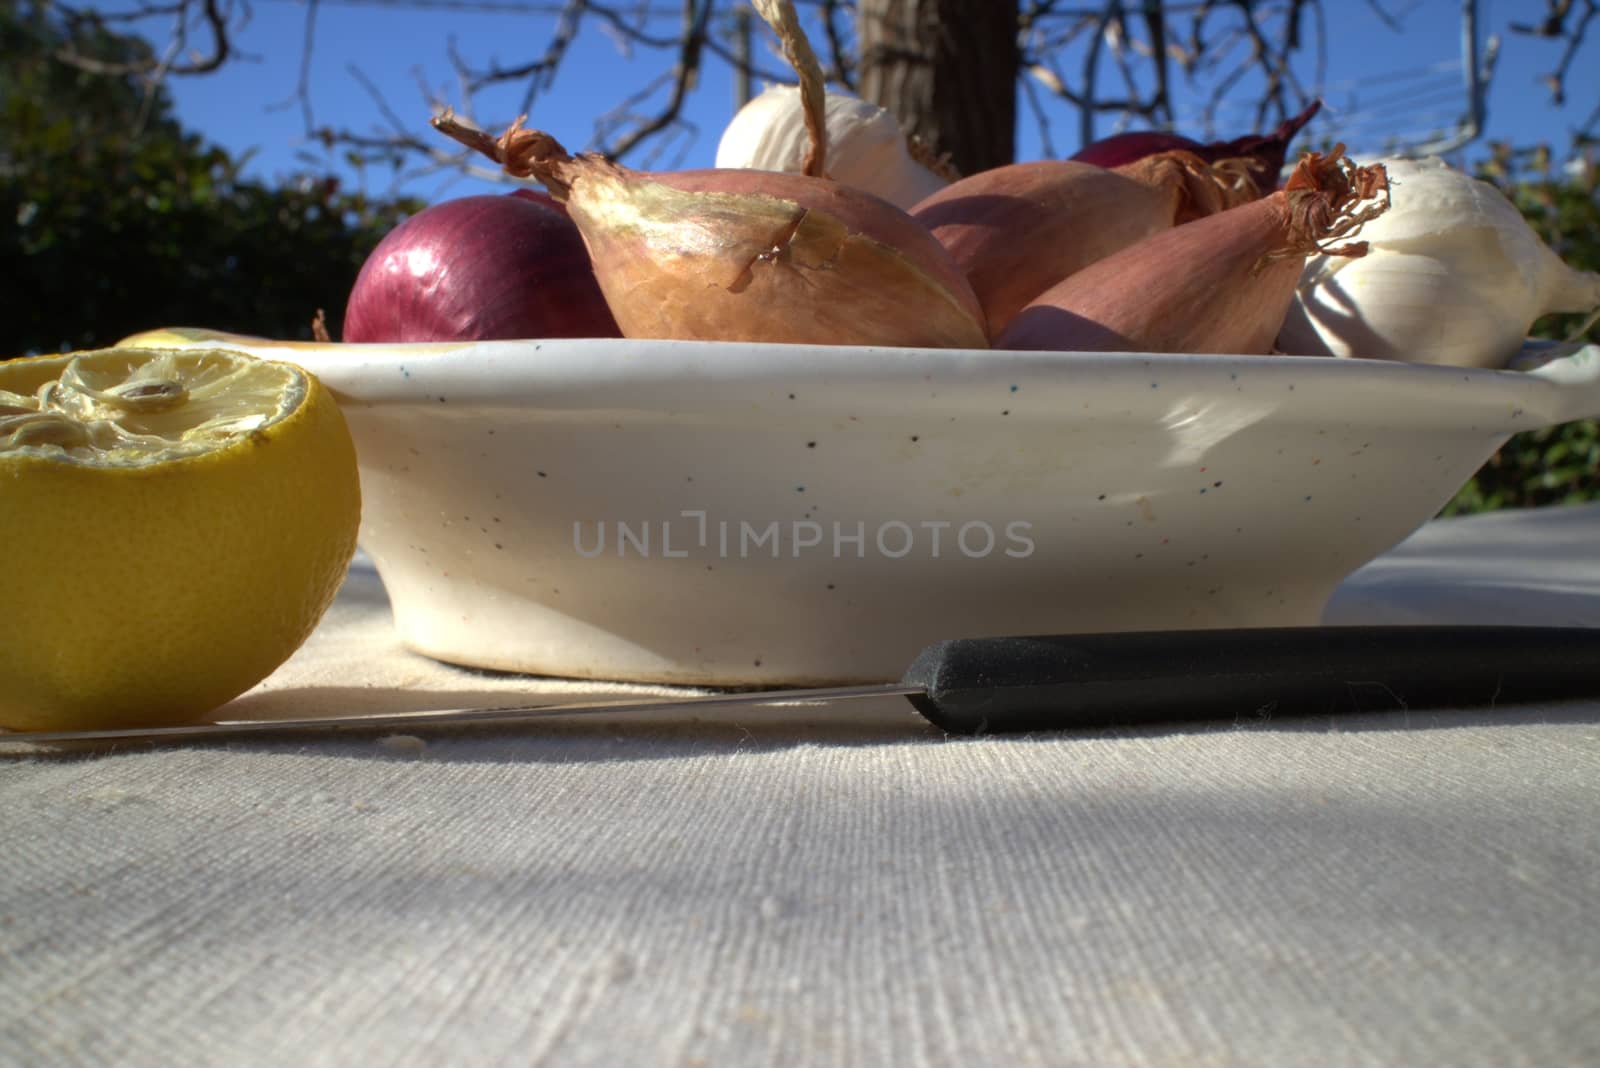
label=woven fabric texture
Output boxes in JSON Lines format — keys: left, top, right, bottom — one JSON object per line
{"left": 4, "top": 506, "right": 1598, "bottom": 1066}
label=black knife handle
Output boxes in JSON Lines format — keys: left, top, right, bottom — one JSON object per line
{"left": 901, "top": 626, "right": 1600, "bottom": 735}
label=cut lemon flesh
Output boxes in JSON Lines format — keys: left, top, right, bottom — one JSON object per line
{"left": 2, "top": 348, "right": 300, "bottom": 463}
{"left": 0, "top": 347, "right": 361, "bottom": 731}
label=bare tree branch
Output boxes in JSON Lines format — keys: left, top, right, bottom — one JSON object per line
{"left": 1018, "top": 60, "right": 1062, "bottom": 157}
{"left": 1510, "top": 0, "right": 1597, "bottom": 108}
{"left": 816, "top": 0, "right": 855, "bottom": 86}
{"left": 266, "top": 0, "right": 319, "bottom": 134}
{"left": 33, "top": 0, "right": 1588, "bottom": 187}
{"left": 593, "top": 0, "right": 711, "bottom": 159}
{"left": 1360, "top": 0, "right": 1406, "bottom": 33}
{"left": 1142, "top": 0, "right": 1172, "bottom": 125}
{"left": 54, "top": 0, "right": 236, "bottom": 76}
{"left": 1078, "top": 1, "right": 1118, "bottom": 145}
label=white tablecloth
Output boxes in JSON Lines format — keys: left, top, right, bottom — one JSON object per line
{"left": 5, "top": 506, "right": 1599, "bottom": 1066}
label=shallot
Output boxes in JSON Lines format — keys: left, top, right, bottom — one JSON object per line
{"left": 911, "top": 151, "right": 1256, "bottom": 335}
{"left": 433, "top": 115, "right": 988, "bottom": 349}
{"left": 999, "top": 146, "right": 1391, "bottom": 356}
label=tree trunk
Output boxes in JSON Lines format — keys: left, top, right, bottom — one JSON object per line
{"left": 855, "top": 0, "right": 1019, "bottom": 177}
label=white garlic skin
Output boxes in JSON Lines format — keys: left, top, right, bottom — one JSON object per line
{"left": 715, "top": 84, "right": 950, "bottom": 211}
{"left": 1278, "top": 156, "right": 1600, "bottom": 368}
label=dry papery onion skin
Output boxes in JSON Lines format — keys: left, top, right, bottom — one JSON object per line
{"left": 0, "top": 348, "right": 302, "bottom": 467}
{"left": 431, "top": 113, "right": 990, "bottom": 349}
{"left": 568, "top": 165, "right": 990, "bottom": 347}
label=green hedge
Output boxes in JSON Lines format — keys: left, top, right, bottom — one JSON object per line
{"left": 1442, "top": 148, "right": 1600, "bottom": 515}
{"left": 1, "top": 1, "right": 420, "bottom": 357}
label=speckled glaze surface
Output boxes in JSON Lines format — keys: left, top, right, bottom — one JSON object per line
{"left": 134, "top": 331, "right": 1600, "bottom": 684}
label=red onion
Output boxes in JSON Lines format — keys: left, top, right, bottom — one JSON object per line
{"left": 509, "top": 187, "right": 567, "bottom": 214}
{"left": 343, "top": 193, "right": 620, "bottom": 343}
{"left": 1071, "top": 101, "right": 1322, "bottom": 197}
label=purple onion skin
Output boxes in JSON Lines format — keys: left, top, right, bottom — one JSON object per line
{"left": 1071, "top": 100, "right": 1323, "bottom": 197}
{"left": 508, "top": 187, "right": 568, "bottom": 214}
{"left": 343, "top": 194, "right": 620, "bottom": 343}
{"left": 1071, "top": 130, "right": 1206, "bottom": 171}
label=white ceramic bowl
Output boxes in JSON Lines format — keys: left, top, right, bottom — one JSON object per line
{"left": 127, "top": 331, "right": 1600, "bottom": 685}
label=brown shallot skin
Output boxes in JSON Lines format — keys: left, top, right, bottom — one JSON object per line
{"left": 432, "top": 113, "right": 988, "bottom": 349}
{"left": 997, "top": 147, "right": 1390, "bottom": 356}
{"left": 578, "top": 165, "right": 988, "bottom": 347}
{"left": 910, "top": 151, "right": 1254, "bottom": 337}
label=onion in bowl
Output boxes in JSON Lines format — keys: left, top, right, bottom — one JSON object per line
{"left": 343, "top": 193, "right": 620, "bottom": 343}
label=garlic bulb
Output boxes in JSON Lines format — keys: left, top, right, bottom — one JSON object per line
{"left": 1277, "top": 155, "right": 1600, "bottom": 368}
{"left": 716, "top": 84, "right": 951, "bottom": 210}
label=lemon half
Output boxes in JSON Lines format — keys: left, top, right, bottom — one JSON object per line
{"left": 0, "top": 347, "right": 361, "bottom": 731}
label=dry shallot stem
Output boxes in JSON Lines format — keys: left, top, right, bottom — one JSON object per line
{"left": 432, "top": 110, "right": 577, "bottom": 195}
{"left": 431, "top": 108, "right": 503, "bottom": 162}
{"left": 1124, "top": 149, "right": 1257, "bottom": 225}
{"left": 907, "top": 135, "right": 962, "bottom": 182}
{"left": 1265, "top": 143, "right": 1391, "bottom": 267}
{"left": 751, "top": 0, "right": 828, "bottom": 179}
{"left": 1207, "top": 156, "right": 1266, "bottom": 205}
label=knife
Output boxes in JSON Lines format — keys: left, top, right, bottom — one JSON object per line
{"left": 5, "top": 625, "right": 1599, "bottom": 745}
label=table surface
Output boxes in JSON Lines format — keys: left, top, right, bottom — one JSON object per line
{"left": 5, "top": 505, "right": 1599, "bottom": 1067}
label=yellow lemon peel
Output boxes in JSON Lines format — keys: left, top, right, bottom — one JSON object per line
{"left": 0, "top": 346, "right": 361, "bottom": 731}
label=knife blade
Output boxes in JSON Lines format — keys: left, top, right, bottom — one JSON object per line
{"left": 4, "top": 625, "right": 1599, "bottom": 745}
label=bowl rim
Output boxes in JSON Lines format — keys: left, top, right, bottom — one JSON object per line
{"left": 120, "top": 331, "right": 1600, "bottom": 431}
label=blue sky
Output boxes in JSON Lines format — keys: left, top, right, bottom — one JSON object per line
{"left": 128, "top": 0, "right": 1599, "bottom": 203}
